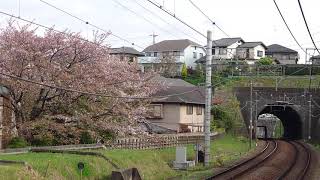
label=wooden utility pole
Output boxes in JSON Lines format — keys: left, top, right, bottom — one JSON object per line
{"left": 204, "top": 30, "right": 212, "bottom": 167}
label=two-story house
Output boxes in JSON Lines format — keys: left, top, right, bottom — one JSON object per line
{"left": 147, "top": 85, "right": 205, "bottom": 133}
{"left": 212, "top": 37, "right": 244, "bottom": 60}
{"left": 265, "top": 44, "right": 299, "bottom": 64}
{"left": 138, "top": 39, "right": 206, "bottom": 74}
{"left": 236, "top": 42, "right": 267, "bottom": 64}
{"left": 110, "top": 46, "right": 145, "bottom": 63}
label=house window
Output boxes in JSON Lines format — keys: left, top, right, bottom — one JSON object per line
{"left": 200, "top": 53, "right": 203, "bottom": 58}
{"left": 257, "top": 50, "right": 263, "bottom": 57}
{"left": 146, "top": 52, "right": 151, "bottom": 57}
{"left": 186, "top": 105, "right": 193, "bottom": 115}
{"left": 194, "top": 46, "right": 197, "bottom": 50}
{"left": 129, "top": 56, "right": 134, "bottom": 62}
{"left": 193, "top": 52, "right": 197, "bottom": 59}
{"left": 212, "top": 48, "right": 215, "bottom": 55}
{"left": 173, "top": 51, "right": 180, "bottom": 56}
{"left": 148, "top": 104, "right": 163, "bottom": 118}
{"left": 196, "top": 106, "right": 202, "bottom": 115}
{"left": 219, "top": 48, "right": 227, "bottom": 55}
{"left": 154, "top": 52, "right": 158, "bottom": 57}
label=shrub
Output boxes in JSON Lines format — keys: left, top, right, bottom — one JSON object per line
{"left": 31, "top": 134, "right": 54, "bottom": 146}
{"left": 181, "top": 64, "right": 187, "bottom": 79}
{"left": 7, "top": 137, "right": 29, "bottom": 148}
{"left": 80, "top": 131, "right": 95, "bottom": 144}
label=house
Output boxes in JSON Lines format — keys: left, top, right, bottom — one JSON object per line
{"left": 236, "top": 42, "right": 267, "bottom": 64}
{"left": 265, "top": 44, "right": 299, "bottom": 64}
{"left": 146, "top": 77, "right": 205, "bottom": 133}
{"left": 110, "top": 46, "right": 145, "bottom": 63}
{"left": 310, "top": 55, "right": 320, "bottom": 64}
{"left": 196, "top": 38, "right": 267, "bottom": 65}
{"left": 212, "top": 37, "right": 244, "bottom": 60}
{"left": 139, "top": 39, "right": 206, "bottom": 74}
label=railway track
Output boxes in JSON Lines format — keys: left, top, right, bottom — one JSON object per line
{"left": 206, "top": 139, "right": 312, "bottom": 180}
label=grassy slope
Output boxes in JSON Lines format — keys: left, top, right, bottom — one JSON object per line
{"left": 0, "top": 135, "right": 252, "bottom": 180}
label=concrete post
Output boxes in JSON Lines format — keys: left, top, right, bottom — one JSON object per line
{"left": 309, "top": 95, "right": 312, "bottom": 140}
{"left": 204, "top": 30, "right": 212, "bottom": 167}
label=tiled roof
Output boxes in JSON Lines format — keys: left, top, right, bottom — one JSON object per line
{"left": 238, "top": 42, "right": 267, "bottom": 48}
{"left": 212, "top": 37, "right": 243, "bottom": 47}
{"left": 152, "top": 86, "right": 205, "bottom": 105}
{"left": 143, "top": 39, "right": 202, "bottom": 52}
{"left": 266, "top": 44, "right": 298, "bottom": 54}
{"left": 110, "top": 47, "right": 144, "bottom": 56}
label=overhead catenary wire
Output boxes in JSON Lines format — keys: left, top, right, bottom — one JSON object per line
{"left": 145, "top": 0, "right": 207, "bottom": 39}
{"left": 187, "top": 0, "right": 230, "bottom": 37}
{"left": 39, "top": 0, "right": 144, "bottom": 49}
{"left": 111, "top": 0, "right": 182, "bottom": 41}
{"left": 297, "top": 0, "right": 320, "bottom": 55}
{"left": 131, "top": 0, "right": 203, "bottom": 45}
{"left": 272, "top": 0, "right": 307, "bottom": 55}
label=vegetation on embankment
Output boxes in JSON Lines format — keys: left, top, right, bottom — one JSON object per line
{"left": 0, "top": 135, "right": 253, "bottom": 180}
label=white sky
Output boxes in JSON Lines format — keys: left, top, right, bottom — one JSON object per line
{"left": 0, "top": 0, "right": 320, "bottom": 63}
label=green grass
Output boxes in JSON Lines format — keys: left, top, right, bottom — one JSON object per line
{"left": 0, "top": 135, "right": 253, "bottom": 180}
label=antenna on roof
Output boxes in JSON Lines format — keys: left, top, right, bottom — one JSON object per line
{"left": 150, "top": 32, "right": 159, "bottom": 45}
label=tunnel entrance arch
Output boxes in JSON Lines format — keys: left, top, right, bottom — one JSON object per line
{"left": 258, "top": 103, "right": 303, "bottom": 140}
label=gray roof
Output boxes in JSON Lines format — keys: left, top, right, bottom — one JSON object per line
{"left": 213, "top": 37, "right": 244, "bottom": 47}
{"left": 153, "top": 76, "right": 195, "bottom": 87}
{"left": 237, "top": 42, "right": 267, "bottom": 49}
{"left": 110, "top": 47, "right": 144, "bottom": 56}
{"left": 311, "top": 55, "right": 320, "bottom": 60}
{"left": 266, "top": 44, "right": 297, "bottom": 54}
{"left": 152, "top": 86, "right": 205, "bottom": 105}
{"left": 143, "top": 39, "right": 202, "bottom": 52}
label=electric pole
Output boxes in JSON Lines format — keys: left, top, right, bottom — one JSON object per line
{"left": 255, "top": 91, "right": 258, "bottom": 140}
{"left": 150, "top": 32, "right": 158, "bottom": 45}
{"left": 204, "top": 30, "right": 212, "bottom": 167}
{"left": 249, "top": 79, "right": 253, "bottom": 149}
{"left": 309, "top": 94, "right": 312, "bottom": 140}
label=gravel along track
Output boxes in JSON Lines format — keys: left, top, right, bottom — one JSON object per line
{"left": 206, "top": 139, "right": 312, "bottom": 180}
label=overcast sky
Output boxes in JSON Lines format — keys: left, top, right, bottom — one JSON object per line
{"left": 0, "top": 0, "right": 319, "bottom": 63}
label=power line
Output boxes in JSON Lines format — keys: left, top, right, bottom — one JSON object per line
{"left": 187, "top": 0, "right": 230, "bottom": 37}
{"left": 111, "top": 0, "right": 181, "bottom": 41}
{"left": 39, "top": 0, "right": 143, "bottom": 49}
{"left": 297, "top": 0, "right": 320, "bottom": 55}
{"left": 145, "top": 0, "right": 207, "bottom": 39}
{"left": 0, "top": 71, "right": 202, "bottom": 99}
{"left": 131, "top": 0, "right": 203, "bottom": 44}
{"left": 0, "top": 10, "right": 140, "bottom": 56}
{"left": 272, "top": 0, "right": 307, "bottom": 55}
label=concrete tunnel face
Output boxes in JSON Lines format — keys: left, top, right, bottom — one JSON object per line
{"left": 259, "top": 105, "right": 303, "bottom": 140}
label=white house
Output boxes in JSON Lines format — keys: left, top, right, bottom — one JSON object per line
{"left": 212, "top": 37, "right": 244, "bottom": 60}
{"left": 236, "top": 42, "right": 267, "bottom": 64}
{"left": 138, "top": 39, "right": 206, "bottom": 73}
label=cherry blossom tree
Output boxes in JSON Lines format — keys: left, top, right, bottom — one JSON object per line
{"left": 0, "top": 21, "right": 160, "bottom": 132}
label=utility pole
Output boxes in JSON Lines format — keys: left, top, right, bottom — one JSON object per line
{"left": 309, "top": 94, "right": 312, "bottom": 140}
{"left": 204, "top": 30, "right": 212, "bottom": 167}
{"left": 149, "top": 32, "right": 158, "bottom": 45}
{"left": 249, "top": 79, "right": 253, "bottom": 149}
{"left": 255, "top": 91, "right": 258, "bottom": 140}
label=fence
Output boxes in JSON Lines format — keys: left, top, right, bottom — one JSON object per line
{"left": 106, "top": 133, "right": 223, "bottom": 150}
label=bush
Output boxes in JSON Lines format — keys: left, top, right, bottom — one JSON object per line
{"left": 31, "top": 134, "right": 54, "bottom": 146}
{"left": 7, "top": 137, "right": 29, "bottom": 148}
{"left": 181, "top": 64, "right": 187, "bottom": 79}
{"left": 80, "top": 131, "right": 95, "bottom": 144}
